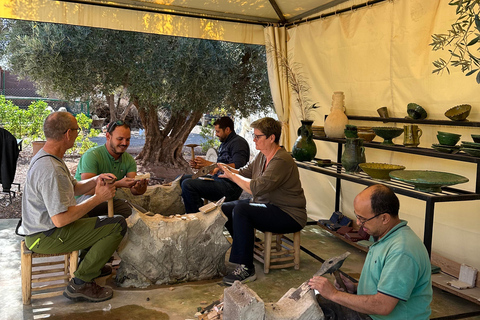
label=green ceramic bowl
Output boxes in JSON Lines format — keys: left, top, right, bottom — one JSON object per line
{"left": 359, "top": 163, "right": 406, "bottom": 180}
{"left": 436, "top": 132, "right": 460, "bottom": 146}
{"left": 389, "top": 170, "right": 469, "bottom": 192}
{"left": 407, "top": 103, "right": 427, "bottom": 120}
{"left": 471, "top": 134, "right": 480, "bottom": 143}
{"left": 461, "top": 141, "right": 480, "bottom": 149}
{"left": 373, "top": 127, "right": 404, "bottom": 145}
{"left": 445, "top": 104, "right": 471, "bottom": 121}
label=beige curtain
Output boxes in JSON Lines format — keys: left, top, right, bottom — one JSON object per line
{"left": 264, "top": 26, "right": 291, "bottom": 150}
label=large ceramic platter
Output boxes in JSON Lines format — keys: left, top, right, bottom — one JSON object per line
{"left": 389, "top": 170, "right": 469, "bottom": 192}
{"left": 460, "top": 141, "right": 480, "bottom": 149}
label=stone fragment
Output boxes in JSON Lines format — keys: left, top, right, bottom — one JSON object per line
{"left": 223, "top": 281, "right": 265, "bottom": 320}
{"left": 265, "top": 288, "right": 324, "bottom": 320}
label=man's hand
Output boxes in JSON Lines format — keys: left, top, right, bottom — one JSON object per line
{"left": 334, "top": 273, "right": 357, "bottom": 294}
{"left": 131, "top": 178, "right": 148, "bottom": 195}
{"left": 193, "top": 157, "right": 211, "bottom": 169}
{"left": 116, "top": 177, "right": 137, "bottom": 189}
{"left": 95, "top": 176, "right": 116, "bottom": 202}
{"left": 308, "top": 276, "right": 339, "bottom": 300}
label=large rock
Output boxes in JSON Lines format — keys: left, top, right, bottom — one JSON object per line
{"left": 115, "top": 205, "right": 230, "bottom": 288}
{"left": 115, "top": 177, "right": 185, "bottom": 216}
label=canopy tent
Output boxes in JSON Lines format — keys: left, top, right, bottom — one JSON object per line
{"left": 2, "top": 0, "right": 480, "bottom": 273}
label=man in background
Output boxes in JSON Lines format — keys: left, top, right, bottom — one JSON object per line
{"left": 181, "top": 116, "right": 250, "bottom": 213}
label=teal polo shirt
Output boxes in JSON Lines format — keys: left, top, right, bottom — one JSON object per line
{"left": 74, "top": 144, "right": 137, "bottom": 181}
{"left": 357, "top": 220, "right": 432, "bottom": 320}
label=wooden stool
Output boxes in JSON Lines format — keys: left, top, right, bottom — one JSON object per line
{"left": 253, "top": 230, "right": 301, "bottom": 274}
{"left": 20, "top": 240, "right": 79, "bottom": 304}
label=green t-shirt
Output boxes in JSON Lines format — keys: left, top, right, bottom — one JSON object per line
{"left": 74, "top": 144, "right": 137, "bottom": 181}
{"left": 357, "top": 220, "right": 432, "bottom": 320}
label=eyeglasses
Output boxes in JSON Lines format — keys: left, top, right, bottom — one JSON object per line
{"left": 107, "top": 120, "right": 129, "bottom": 133}
{"left": 252, "top": 133, "right": 266, "bottom": 140}
{"left": 64, "top": 127, "right": 81, "bottom": 134}
{"left": 354, "top": 211, "right": 382, "bottom": 225}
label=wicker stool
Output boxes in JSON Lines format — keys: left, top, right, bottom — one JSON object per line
{"left": 20, "top": 240, "right": 79, "bottom": 304}
{"left": 253, "top": 230, "right": 301, "bottom": 274}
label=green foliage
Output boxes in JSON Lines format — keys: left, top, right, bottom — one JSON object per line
{"left": 0, "top": 96, "right": 49, "bottom": 143}
{"left": 200, "top": 119, "right": 221, "bottom": 153}
{"left": 67, "top": 113, "right": 99, "bottom": 155}
{"left": 431, "top": 0, "right": 480, "bottom": 83}
{"left": 0, "top": 95, "right": 97, "bottom": 153}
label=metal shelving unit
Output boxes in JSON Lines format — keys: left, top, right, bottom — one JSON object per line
{"left": 300, "top": 116, "right": 480, "bottom": 257}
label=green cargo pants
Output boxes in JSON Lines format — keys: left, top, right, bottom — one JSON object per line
{"left": 25, "top": 216, "right": 127, "bottom": 282}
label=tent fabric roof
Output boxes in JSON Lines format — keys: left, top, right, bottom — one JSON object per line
{"left": 57, "top": 0, "right": 353, "bottom": 25}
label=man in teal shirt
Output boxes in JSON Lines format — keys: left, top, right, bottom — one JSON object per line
{"left": 75, "top": 120, "right": 148, "bottom": 217}
{"left": 309, "top": 184, "right": 432, "bottom": 320}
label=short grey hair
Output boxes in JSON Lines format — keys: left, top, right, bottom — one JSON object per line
{"left": 250, "top": 117, "right": 282, "bottom": 144}
{"left": 44, "top": 111, "right": 75, "bottom": 141}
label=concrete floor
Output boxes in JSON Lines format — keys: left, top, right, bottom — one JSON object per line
{"left": 1, "top": 218, "right": 480, "bottom": 320}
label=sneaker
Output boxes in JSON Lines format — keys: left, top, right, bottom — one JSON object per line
{"left": 63, "top": 279, "right": 113, "bottom": 302}
{"left": 223, "top": 265, "right": 256, "bottom": 286}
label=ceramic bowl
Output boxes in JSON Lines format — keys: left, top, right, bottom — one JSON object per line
{"left": 372, "top": 127, "right": 404, "bottom": 145}
{"left": 471, "top": 134, "right": 480, "bottom": 143}
{"left": 312, "top": 126, "right": 325, "bottom": 137}
{"left": 436, "top": 132, "right": 461, "bottom": 146}
{"left": 407, "top": 103, "right": 427, "bottom": 120}
{"left": 445, "top": 104, "right": 471, "bottom": 121}
{"left": 357, "top": 131, "right": 376, "bottom": 142}
{"left": 359, "top": 163, "right": 406, "bottom": 180}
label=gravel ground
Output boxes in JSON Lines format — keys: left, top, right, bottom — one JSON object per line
{"left": 0, "top": 129, "right": 209, "bottom": 219}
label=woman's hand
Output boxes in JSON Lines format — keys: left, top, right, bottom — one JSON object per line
{"left": 217, "top": 163, "right": 234, "bottom": 180}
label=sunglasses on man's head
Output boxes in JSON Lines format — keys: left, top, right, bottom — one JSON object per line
{"left": 107, "top": 120, "right": 129, "bottom": 133}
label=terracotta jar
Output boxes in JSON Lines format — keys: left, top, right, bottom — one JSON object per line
{"left": 324, "top": 91, "right": 349, "bottom": 139}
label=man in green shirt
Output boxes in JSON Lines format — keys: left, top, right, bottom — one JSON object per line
{"left": 75, "top": 120, "right": 148, "bottom": 217}
{"left": 309, "top": 184, "right": 432, "bottom": 320}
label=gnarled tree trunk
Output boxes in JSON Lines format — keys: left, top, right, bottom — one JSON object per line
{"left": 135, "top": 104, "right": 203, "bottom": 171}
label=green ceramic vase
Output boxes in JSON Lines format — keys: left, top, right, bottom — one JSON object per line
{"left": 341, "top": 138, "right": 366, "bottom": 173}
{"left": 292, "top": 120, "right": 317, "bottom": 162}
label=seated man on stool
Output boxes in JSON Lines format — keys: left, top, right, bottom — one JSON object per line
{"left": 75, "top": 120, "right": 148, "bottom": 218}
{"left": 21, "top": 111, "right": 127, "bottom": 302}
{"left": 309, "top": 184, "right": 432, "bottom": 320}
{"left": 181, "top": 116, "right": 250, "bottom": 213}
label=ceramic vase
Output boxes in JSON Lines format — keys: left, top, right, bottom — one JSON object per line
{"left": 292, "top": 120, "right": 317, "bottom": 162}
{"left": 324, "top": 91, "right": 349, "bottom": 138}
{"left": 341, "top": 138, "right": 365, "bottom": 173}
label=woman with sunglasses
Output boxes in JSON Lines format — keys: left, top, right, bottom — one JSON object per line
{"left": 218, "top": 117, "right": 307, "bottom": 285}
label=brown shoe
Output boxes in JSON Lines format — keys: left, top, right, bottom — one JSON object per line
{"left": 63, "top": 279, "right": 113, "bottom": 302}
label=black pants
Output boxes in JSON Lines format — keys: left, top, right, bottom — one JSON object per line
{"left": 317, "top": 295, "right": 373, "bottom": 320}
{"left": 221, "top": 199, "right": 302, "bottom": 267}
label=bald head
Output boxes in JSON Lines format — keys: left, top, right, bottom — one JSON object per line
{"left": 44, "top": 111, "right": 76, "bottom": 141}
{"left": 357, "top": 184, "right": 399, "bottom": 218}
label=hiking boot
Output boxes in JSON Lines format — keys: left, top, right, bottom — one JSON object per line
{"left": 63, "top": 279, "right": 113, "bottom": 302}
{"left": 95, "top": 265, "right": 112, "bottom": 278}
{"left": 223, "top": 265, "right": 256, "bottom": 286}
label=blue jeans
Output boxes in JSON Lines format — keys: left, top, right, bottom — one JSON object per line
{"left": 181, "top": 174, "right": 243, "bottom": 213}
{"left": 222, "top": 199, "right": 302, "bottom": 267}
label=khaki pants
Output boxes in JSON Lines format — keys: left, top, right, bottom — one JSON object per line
{"left": 25, "top": 216, "right": 126, "bottom": 282}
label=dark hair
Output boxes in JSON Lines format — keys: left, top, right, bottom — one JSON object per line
{"left": 369, "top": 184, "right": 399, "bottom": 217}
{"left": 250, "top": 117, "right": 282, "bottom": 144}
{"left": 213, "top": 117, "right": 234, "bottom": 131}
{"left": 44, "top": 111, "right": 75, "bottom": 141}
{"left": 106, "top": 120, "right": 130, "bottom": 133}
